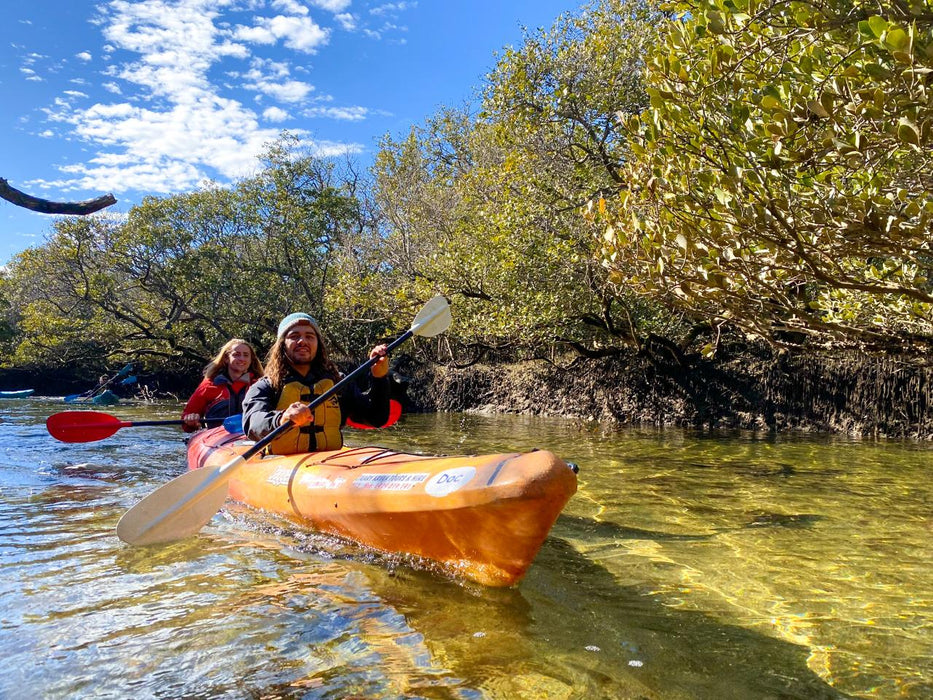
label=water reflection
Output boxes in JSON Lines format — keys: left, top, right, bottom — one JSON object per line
{"left": 0, "top": 399, "right": 930, "bottom": 698}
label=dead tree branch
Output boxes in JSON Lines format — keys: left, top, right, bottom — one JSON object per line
{"left": 0, "top": 178, "right": 116, "bottom": 215}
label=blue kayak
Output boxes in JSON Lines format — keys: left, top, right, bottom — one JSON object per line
{"left": 90, "top": 390, "right": 120, "bottom": 405}
{"left": 0, "top": 389, "right": 35, "bottom": 398}
{"left": 63, "top": 389, "right": 120, "bottom": 405}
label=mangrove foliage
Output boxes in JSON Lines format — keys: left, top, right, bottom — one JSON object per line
{"left": 2, "top": 0, "right": 932, "bottom": 390}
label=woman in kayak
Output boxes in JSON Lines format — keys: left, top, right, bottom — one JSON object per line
{"left": 242, "top": 313, "right": 389, "bottom": 455}
{"left": 181, "top": 339, "right": 264, "bottom": 432}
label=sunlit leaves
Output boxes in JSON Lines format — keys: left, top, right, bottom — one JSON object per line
{"left": 602, "top": 0, "right": 933, "bottom": 356}
{"left": 370, "top": 0, "right": 671, "bottom": 358}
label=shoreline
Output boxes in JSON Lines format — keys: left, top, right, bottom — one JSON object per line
{"left": 6, "top": 347, "right": 933, "bottom": 439}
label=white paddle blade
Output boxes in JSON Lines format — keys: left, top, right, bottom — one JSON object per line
{"left": 410, "top": 295, "right": 451, "bottom": 338}
{"left": 116, "top": 461, "right": 240, "bottom": 545}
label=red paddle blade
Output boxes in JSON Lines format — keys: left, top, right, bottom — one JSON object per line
{"left": 346, "top": 399, "right": 403, "bottom": 430}
{"left": 46, "top": 411, "right": 125, "bottom": 443}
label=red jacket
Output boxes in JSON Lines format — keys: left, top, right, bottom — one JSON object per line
{"left": 182, "top": 372, "right": 257, "bottom": 432}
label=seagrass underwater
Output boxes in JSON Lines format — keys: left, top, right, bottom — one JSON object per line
{"left": 2, "top": 397, "right": 931, "bottom": 698}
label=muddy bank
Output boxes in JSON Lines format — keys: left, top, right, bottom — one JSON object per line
{"left": 6, "top": 345, "right": 932, "bottom": 439}
{"left": 399, "top": 347, "right": 933, "bottom": 439}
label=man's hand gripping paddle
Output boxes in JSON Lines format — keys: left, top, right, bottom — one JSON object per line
{"left": 115, "top": 295, "right": 451, "bottom": 546}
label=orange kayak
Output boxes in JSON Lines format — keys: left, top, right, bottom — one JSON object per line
{"left": 187, "top": 427, "right": 577, "bottom": 586}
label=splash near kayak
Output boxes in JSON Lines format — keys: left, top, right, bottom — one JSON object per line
{"left": 187, "top": 426, "right": 577, "bottom": 586}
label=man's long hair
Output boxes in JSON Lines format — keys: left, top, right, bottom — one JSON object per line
{"left": 263, "top": 326, "right": 339, "bottom": 391}
{"left": 203, "top": 338, "right": 264, "bottom": 380}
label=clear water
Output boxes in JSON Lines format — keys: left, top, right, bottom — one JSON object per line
{"left": 0, "top": 397, "right": 930, "bottom": 698}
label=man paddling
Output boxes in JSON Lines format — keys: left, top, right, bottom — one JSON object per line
{"left": 242, "top": 313, "right": 390, "bottom": 455}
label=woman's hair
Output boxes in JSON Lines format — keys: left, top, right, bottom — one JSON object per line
{"left": 263, "top": 324, "right": 339, "bottom": 391}
{"left": 203, "top": 338, "right": 264, "bottom": 380}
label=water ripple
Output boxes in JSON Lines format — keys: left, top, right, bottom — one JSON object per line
{"left": 0, "top": 399, "right": 929, "bottom": 698}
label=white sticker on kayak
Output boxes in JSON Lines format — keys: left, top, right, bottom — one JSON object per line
{"left": 424, "top": 467, "right": 476, "bottom": 497}
{"left": 353, "top": 473, "right": 430, "bottom": 491}
{"left": 300, "top": 474, "right": 346, "bottom": 490}
{"left": 267, "top": 467, "right": 294, "bottom": 486}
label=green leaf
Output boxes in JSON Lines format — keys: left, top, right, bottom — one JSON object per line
{"left": 897, "top": 118, "right": 921, "bottom": 146}
{"left": 807, "top": 100, "right": 830, "bottom": 118}
{"left": 886, "top": 27, "right": 909, "bottom": 51}
{"left": 868, "top": 16, "right": 888, "bottom": 39}
{"left": 708, "top": 14, "right": 726, "bottom": 35}
{"left": 761, "top": 95, "right": 781, "bottom": 110}
{"left": 863, "top": 63, "right": 891, "bottom": 79}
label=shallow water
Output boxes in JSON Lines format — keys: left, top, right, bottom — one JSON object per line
{"left": 0, "top": 397, "right": 930, "bottom": 698}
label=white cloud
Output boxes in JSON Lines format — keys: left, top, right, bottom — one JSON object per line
{"left": 335, "top": 13, "right": 356, "bottom": 30}
{"left": 232, "top": 24, "right": 278, "bottom": 45}
{"left": 370, "top": 2, "right": 416, "bottom": 16}
{"left": 262, "top": 106, "right": 290, "bottom": 122}
{"left": 311, "top": 140, "right": 364, "bottom": 158}
{"left": 239, "top": 58, "right": 314, "bottom": 102}
{"left": 76, "top": 51, "right": 93, "bottom": 61}
{"left": 40, "top": 94, "right": 286, "bottom": 193}
{"left": 272, "top": 0, "right": 308, "bottom": 14}
{"left": 28, "top": 0, "right": 365, "bottom": 195}
{"left": 233, "top": 14, "right": 329, "bottom": 53}
{"left": 249, "top": 57, "right": 291, "bottom": 79}
{"left": 216, "top": 40, "right": 251, "bottom": 59}
{"left": 309, "top": 0, "right": 352, "bottom": 11}
{"left": 303, "top": 105, "right": 368, "bottom": 121}
{"left": 260, "top": 79, "right": 314, "bottom": 102}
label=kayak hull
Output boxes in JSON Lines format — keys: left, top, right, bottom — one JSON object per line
{"left": 64, "top": 389, "right": 120, "bottom": 405}
{"left": 91, "top": 390, "right": 120, "bottom": 405}
{"left": 187, "top": 427, "right": 577, "bottom": 586}
{"left": 0, "top": 389, "right": 34, "bottom": 398}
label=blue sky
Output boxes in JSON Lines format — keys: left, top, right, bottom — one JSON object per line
{"left": 0, "top": 0, "right": 578, "bottom": 265}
